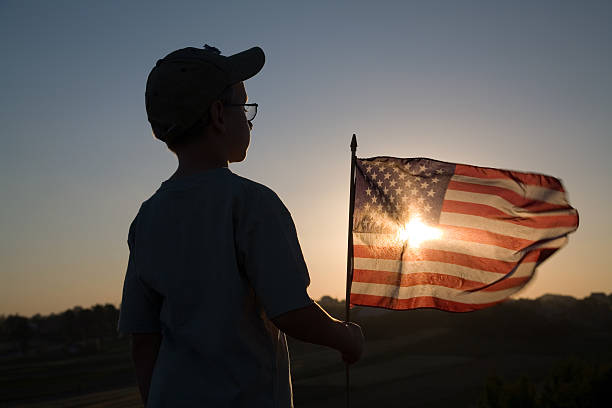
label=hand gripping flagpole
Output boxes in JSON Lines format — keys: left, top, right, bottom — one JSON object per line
{"left": 345, "top": 133, "right": 357, "bottom": 408}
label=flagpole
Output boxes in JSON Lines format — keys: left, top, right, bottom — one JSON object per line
{"left": 345, "top": 133, "right": 357, "bottom": 408}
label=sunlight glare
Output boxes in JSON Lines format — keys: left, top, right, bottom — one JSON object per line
{"left": 397, "top": 215, "right": 442, "bottom": 248}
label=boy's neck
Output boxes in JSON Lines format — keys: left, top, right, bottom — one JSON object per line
{"left": 170, "top": 160, "right": 228, "bottom": 181}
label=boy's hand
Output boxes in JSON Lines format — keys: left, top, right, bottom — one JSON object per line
{"left": 340, "top": 322, "right": 364, "bottom": 364}
{"left": 271, "top": 302, "right": 365, "bottom": 364}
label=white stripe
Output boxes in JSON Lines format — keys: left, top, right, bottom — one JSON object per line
{"left": 451, "top": 174, "right": 568, "bottom": 205}
{"left": 355, "top": 232, "right": 522, "bottom": 261}
{"left": 351, "top": 281, "right": 524, "bottom": 305}
{"left": 353, "top": 257, "right": 536, "bottom": 281}
{"left": 439, "top": 212, "right": 576, "bottom": 241}
{"left": 443, "top": 190, "right": 577, "bottom": 218}
{"left": 530, "top": 236, "right": 568, "bottom": 249}
{"left": 421, "top": 237, "right": 520, "bottom": 261}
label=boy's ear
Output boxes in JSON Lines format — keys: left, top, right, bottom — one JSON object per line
{"left": 208, "top": 100, "right": 225, "bottom": 133}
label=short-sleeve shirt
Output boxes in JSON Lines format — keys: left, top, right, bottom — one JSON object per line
{"left": 117, "top": 167, "right": 313, "bottom": 408}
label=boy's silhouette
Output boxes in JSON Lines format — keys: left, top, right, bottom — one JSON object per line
{"left": 117, "top": 44, "right": 364, "bottom": 407}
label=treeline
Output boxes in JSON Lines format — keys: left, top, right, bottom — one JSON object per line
{"left": 0, "top": 304, "right": 119, "bottom": 356}
{"left": 319, "top": 292, "right": 612, "bottom": 355}
{"left": 2, "top": 292, "right": 611, "bottom": 358}
{"left": 352, "top": 292, "right": 612, "bottom": 338}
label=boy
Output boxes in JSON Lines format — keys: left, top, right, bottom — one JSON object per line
{"left": 117, "top": 44, "right": 364, "bottom": 407}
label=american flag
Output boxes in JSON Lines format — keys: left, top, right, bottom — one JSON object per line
{"left": 350, "top": 157, "right": 579, "bottom": 312}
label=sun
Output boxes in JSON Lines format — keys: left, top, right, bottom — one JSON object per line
{"left": 397, "top": 214, "right": 442, "bottom": 248}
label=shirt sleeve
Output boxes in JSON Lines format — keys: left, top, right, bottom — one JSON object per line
{"left": 235, "top": 186, "right": 314, "bottom": 320}
{"left": 117, "top": 214, "right": 162, "bottom": 334}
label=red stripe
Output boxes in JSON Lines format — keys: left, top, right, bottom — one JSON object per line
{"left": 455, "top": 164, "right": 565, "bottom": 192}
{"left": 440, "top": 224, "right": 535, "bottom": 251}
{"left": 350, "top": 293, "right": 504, "bottom": 312}
{"left": 442, "top": 200, "right": 579, "bottom": 229}
{"left": 353, "top": 269, "right": 485, "bottom": 290}
{"left": 354, "top": 245, "right": 541, "bottom": 274}
{"left": 354, "top": 244, "right": 404, "bottom": 260}
{"left": 447, "top": 180, "right": 568, "bottom": 212}
{"left": 353, "top": 269, "right": 531, "bottom": 291}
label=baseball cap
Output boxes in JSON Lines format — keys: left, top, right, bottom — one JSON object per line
{"left": 145, "top": 44, "right": 265, "bottom": 144}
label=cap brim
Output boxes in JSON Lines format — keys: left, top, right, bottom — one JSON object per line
{"left": 227, "top": 46, "right": 265, "bottom": 84}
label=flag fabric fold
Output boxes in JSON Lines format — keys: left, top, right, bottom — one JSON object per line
{"left": 350, "top": 157, "right": 579, "bottom": 312}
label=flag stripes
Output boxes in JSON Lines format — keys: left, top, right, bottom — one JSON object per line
{"left": 454, "top": 164, "right": 565, "bottom": 191}
{"left": 354, "top": 257, "right": 536, "bottom": 280}
{"left": 439, "top": 225, "right": 535, "bottom": 251}
{"left": 439, "top": 212, "right": 575, "bottom": 240}
{"left": 451, "top": 175, "right": 566, "bottom": 204}
{"left": 447, "top": 180, "right": 569, "bottom": 211}
{"left": 354, "top": 242, "right": 532, "bottom": 274}
{"left": 441, "top": 201, "right": 578, "bottom": 228}
{"left": 356, "top": 234, "right": 535, "bottom": 262}
{"left": 350, "top": 293, "right": 504, "bottom": 311}
{"left": 351, "top": 282, "right": 521, "bottom": 305}
{"left": 353, "top": 269, "right": 532, "bottom": 292}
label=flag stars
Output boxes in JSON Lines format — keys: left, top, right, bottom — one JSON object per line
{"left": 356, "top": 159, "right": 455, "bottom": 232}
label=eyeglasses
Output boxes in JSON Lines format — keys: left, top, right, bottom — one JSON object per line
{"left": 224, "top": 103, "right": 258, "bottom": 122}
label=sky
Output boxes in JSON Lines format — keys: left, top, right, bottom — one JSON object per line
{"left": 1, "top": 0, "right": 610, "bottom": 317}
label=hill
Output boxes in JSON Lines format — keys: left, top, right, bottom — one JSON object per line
{"left": 1, "top": 293, "right": 611, "bottom": 407}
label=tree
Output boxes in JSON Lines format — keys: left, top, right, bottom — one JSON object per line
{"left": 4, "top": 315, "right": 32, "bottom": 354}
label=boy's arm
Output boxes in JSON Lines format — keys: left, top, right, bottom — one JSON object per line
{"left": 271, "top": 302, "right": 364, "bottom": 364}
{"left": 131, "top": 332, "right": 162, "bottom": 405}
